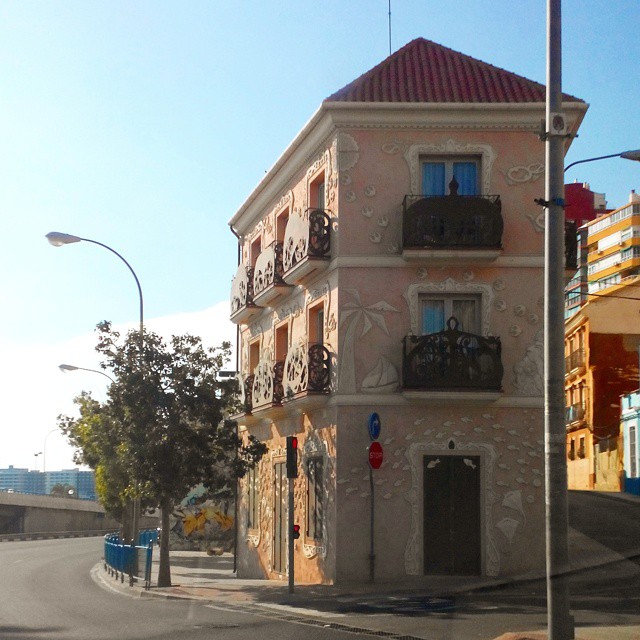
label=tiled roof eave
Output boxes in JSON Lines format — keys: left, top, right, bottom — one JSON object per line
{"left": 322, "top": 100, "right": 587, "bottom": 110}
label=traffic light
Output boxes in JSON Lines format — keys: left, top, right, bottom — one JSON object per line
{"left": 286, "top": 435, "right": 298, "bottom": 478}
{"left": 292, "top": 524, "right": 301, "bottom": 539}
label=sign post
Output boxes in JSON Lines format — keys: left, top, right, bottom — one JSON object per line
{"left": 367, "top": 413, "right": 383, "bottom": 583}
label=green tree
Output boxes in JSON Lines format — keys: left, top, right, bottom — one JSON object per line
{"left": 58, "top": 392, "right": 136, "bottom": 538}
{"left": 93, "top": 321, "right": 264, "bottom": 587}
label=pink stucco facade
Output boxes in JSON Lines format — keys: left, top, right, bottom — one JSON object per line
{"left": 228, "top": 41, "right": 586, "bottom": 585}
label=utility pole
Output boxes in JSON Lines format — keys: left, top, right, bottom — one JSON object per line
{"left": 544, "top": 1, "right": 574, "bottom": 638}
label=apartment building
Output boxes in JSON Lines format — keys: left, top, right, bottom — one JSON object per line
{"left": 565, "top": 192, "right": 640, "bottom": 491}
{"left": 229, "top": 38, "right": 586, "bottom": 584}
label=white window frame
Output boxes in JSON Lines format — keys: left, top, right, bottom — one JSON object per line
{"left": 420, "top": 156, "right": 480, "bottom": 196}
{"left": 404, "top": 278, "right": 494, "bottom": 337}
{"left": 419, "top": 293, "right": 481, "bottom": 335}
{"left": 404, "top": 139, "right": 496, "bottom": 196}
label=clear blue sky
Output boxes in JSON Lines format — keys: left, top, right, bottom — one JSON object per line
{"left": 1, "top": 0, "right": 639, "bottom": 471}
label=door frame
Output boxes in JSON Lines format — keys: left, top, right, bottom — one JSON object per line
{"left": 404, "top": 440, "right": 498, "bottom": 577}
{"left": 272, "top": 459, "right": 288, "bottom": 576}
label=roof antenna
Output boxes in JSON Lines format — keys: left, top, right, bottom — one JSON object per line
{"left": 388, "top": 0, "right": 392, "bottom": 55}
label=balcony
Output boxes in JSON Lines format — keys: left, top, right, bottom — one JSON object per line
{"left": 565, "top": 403, "right": 586, "bottom": 425}
{"left": 230, "top": 265, "right": 261, "bottom": 324}
{"left": 283, "top": 343, "right": 331, "bottom": 408}
{"left": 565, "top": 349, "right": 586, "bottom": 375}
{"left": 238, "top": 374, "right": 255, "bottom": 415}
{"left": 565, "top": 219, "right": 578, "bottom": 272}
{"left": 282, "top": 208, "right": 331, "bottom": 284}
{"left": 253, "top": 242, "right": 291, "bottom": 306}
{"left": 402, "top": 188, "right": 502, "bottom": 262}
{"left": 402, "top": 318, "right": 503, "bottom": 392}
{"left": 251, "top": 359, "right": 285, "bottom": 412}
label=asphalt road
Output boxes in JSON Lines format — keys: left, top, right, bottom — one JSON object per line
{"left": 2, "top": 491, "right": 640, "bottom": 640}
{"left": 0, "top": 537, "right": 358, "bottom": 640}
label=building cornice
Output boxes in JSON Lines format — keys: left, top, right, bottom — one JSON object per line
{"left": 229, "top": 101, "right": 587, "bottom": 235}
{"left": 327, "top": 255, "right": 545, "bottom": 270}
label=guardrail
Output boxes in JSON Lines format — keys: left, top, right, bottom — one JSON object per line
{"left": 0, "top": 529, "right": 113, "bottom": 542}
{"left": 103, "top": 529, "right": 157, "bottom": 590}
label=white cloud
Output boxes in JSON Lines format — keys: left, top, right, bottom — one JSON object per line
{"left": 0, "top": 301, "right": 235, "bottom": 472}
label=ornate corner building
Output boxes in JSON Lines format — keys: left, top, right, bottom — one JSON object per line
{"left": 228, "top": 38, "right": 586, "bottom": 584}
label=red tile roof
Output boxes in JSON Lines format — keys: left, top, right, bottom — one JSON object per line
{"left": 325, "top": 38, "right": 582, "bottom": 104}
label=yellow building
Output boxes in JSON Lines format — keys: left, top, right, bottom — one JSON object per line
{"left": 565, "top": 194, "right": 640, "bottom": 491}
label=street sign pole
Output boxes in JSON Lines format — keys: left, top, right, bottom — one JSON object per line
{"left": 369, "top": 465, "right": 375, "bottom": 582}
{"left": 367, "top": 413, "right": 382, "bottom": 583}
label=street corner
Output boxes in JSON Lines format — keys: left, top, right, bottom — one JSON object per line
{"left": 91, "top": 562, "right": 205, "bottom": 602}
{"left": 90, "top": 563, "right": 142, "bottom": 599}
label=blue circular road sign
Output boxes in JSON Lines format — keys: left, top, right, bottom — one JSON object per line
{"left": 368, "top": 412, "right": 381, "bottom": 440}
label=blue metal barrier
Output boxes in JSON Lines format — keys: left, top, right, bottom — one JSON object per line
{"left": 103, "top": 529, "right": 155, "bottom": 590}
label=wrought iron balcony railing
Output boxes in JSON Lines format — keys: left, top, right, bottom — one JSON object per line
{"left": 565, "top": 403, "right": 586, "bottom": 424}
{"left": 253, "top": 242, "right": 287, "bottom": 299}
{"left": 283, "top": 343, "right": 331, "bottom": 400}
{"left": 402, "top": 318, "right": 503, "bottom": 391}
{"left": 240, "top": 374, "right": 255, "bottom": 415}
{"left": 251, "top": 360, "right": 285, "bottom": 411}
{"left": 283, "top": 208, "right": 331, "bottom": 277}
{"left": 230, "top": 265, "right": 256, "bottom": 316}
{"left": 402, "top": 191, "right": 503, "bottom": 250}
{"left": 565, "top": 348, "right": 586, "bottom": 374}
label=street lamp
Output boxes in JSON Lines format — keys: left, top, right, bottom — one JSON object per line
{"left": 46, "top": 231, "right": 144, "bottom": 543}
{"left": 58, "top": 363, "right": 115, "bottom": 384}
{"left": 45, "top": 232, "right": 144, "bottom": 356}
{"left": 34, "top": 452, "right": 42, "bottom": 472}
{"left": 565, "top": 149, "right": 640, "bottom": 173}
{"left": 545, "top": 5, "right": 640, "bottom": 638}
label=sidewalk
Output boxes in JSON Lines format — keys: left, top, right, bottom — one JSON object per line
{"left": 94, "top": 494, "right": 640, "bottom": 640}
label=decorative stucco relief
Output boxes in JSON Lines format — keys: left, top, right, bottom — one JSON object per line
{"left": 361, "top": 356, "right": 399, "bottom": 394}
{"left": 503, "top": 163, "right": 544, "bottom": 185}
{"left": 381, "top": 140, "right": 403, "bottom": 155}
{"left": 338, "top": 133, "right": 359, "bottom": 171}
{"left": 404, "top": 439, "right": 499, "bottom": 576}
{"left": 271, "top": 190, "right": 294, "bottom": 218}
{"left": 513, "top": 330, "right": 544, "bottom": 396}
{"left": 339, "top": 290, "right": 400, "bottom": 394}
{"left": 404, "top": 139, "right": 496, "bottom": 195}
{"left": 526, "top": 210, "right": 545, "bottom": 233}
{"left": 403, "top": 278, "right": 494, "bottom": 336}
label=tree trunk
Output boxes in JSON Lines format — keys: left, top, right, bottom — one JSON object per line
{"left": 120, "top": 500, "right": 133, "bottom": 542}
{"left": 157, "top": 498, "right": 172, "bottom": 587}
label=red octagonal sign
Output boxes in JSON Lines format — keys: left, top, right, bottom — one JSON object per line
{"left": 368, "top": 441, "right": 384, "bottom": 470}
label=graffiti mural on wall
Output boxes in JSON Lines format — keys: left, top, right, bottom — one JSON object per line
{"left": 169, "top": 484, "right": 234, "bottom": 551}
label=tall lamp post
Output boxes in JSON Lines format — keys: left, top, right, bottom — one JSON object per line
{"left": 46, "top": 231, "right": 144, "bottom": 543}
{"left": 545, "top": 4, "right": 640, "bottom": 638}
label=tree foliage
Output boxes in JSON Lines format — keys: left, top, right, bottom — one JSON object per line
{"left": 59, "top": 320, "right": 266, "bottom": 586}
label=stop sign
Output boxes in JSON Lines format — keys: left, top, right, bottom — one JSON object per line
{"left": 368, "top": 441, "right": 384, "bottom": 469}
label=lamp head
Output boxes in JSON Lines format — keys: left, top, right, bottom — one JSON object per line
{"left": 58, "top": 364, "right": 79, "bottom": 373}
{"left": 46, "top": 232, "right": 82, "bottom": 247}
{"left": 620, "top": 150, "right": 640, "bottom": 162}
